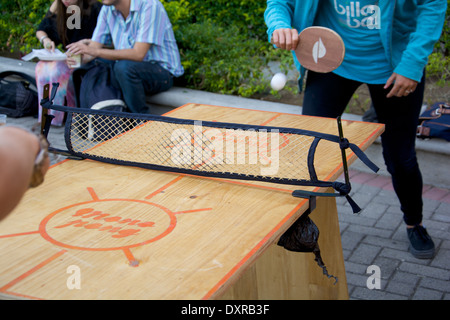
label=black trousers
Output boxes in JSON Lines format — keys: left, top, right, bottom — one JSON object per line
{"left": 302, "top": 71, "right": 425, "bottom": 226}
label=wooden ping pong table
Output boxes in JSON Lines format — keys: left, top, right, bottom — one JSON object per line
{"left": 0, "top": 103, "right": 384, "bottom": 300}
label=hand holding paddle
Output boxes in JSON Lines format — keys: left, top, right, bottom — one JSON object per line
{"left": 271, "top": 28, "right": 300, "bottom": 51}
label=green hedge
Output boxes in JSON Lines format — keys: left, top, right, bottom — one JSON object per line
{"left": 426, "top": 1, "right": 450, "bottom": 86}
{"left": 161, "top": 0, "right": 293, "bottom": 96}
{"left": 0, "top": 0, "right": 48, "bottom": 53}
{"left": 1, "top": 0, "right": 448, "bottom": 97}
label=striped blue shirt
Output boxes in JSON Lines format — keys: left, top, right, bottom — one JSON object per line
{"left": 91, "top": 0, "right": 184, "bottom": 77}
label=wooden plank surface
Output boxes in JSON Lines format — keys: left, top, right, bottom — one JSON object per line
{"left": 220, "top": 189, "right": 348, "bottom": 300}
{"left": 0, "top": 103, "right": 384, "bottom": 300}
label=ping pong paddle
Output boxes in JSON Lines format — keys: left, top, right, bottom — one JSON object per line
{"left": 295, "top": 27, "right": 345, "bottom": 73}
{"left": 272, "top": 26, "right": 345, "bottom": 73}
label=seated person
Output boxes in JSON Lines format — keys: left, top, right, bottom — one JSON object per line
{"left": 66, "top": 0, "right": 184, "bottom": 114}
{"left": 36, "top": 0, "right": 102, "bottom": 125}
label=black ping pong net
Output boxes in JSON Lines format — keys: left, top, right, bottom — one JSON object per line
{"left": 41, "top": 83, "right": 379, "bottom": 214}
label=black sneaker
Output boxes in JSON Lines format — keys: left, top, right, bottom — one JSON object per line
{"left": 406, "top": 225, "right": 435, "bottom": 259}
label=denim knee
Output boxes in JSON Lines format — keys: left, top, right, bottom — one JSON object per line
{"left": 113, "top": 60, "right": 136, "bottom": 80}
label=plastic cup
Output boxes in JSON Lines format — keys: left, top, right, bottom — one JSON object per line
{"left": 0, "top": 114, "right": 6, "bottom": 126}
{"left": 70, "top": 54, "right": 81, "bottom": 68}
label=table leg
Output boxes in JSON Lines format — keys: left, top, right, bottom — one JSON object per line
{"left": 220, "top": 192, "right": 348, "bottom": 300}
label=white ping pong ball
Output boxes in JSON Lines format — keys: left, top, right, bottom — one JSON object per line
{"left": 270, "top": 73, "right": 287, "bottom": 91}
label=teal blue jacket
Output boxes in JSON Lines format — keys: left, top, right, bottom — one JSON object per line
{"left": 264, "top": 0, "right": 447, "bottom": 83}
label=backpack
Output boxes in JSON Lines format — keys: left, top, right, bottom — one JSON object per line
{"left": 0, "top": 71, "right": 38, "bottom": 118}
{"left": 72, "top": 59, "right": 125, "bottom": 112}
{"left": 417, "top": 102, "right": 450, "bottom": 142}
{"left": 71, "top": 59, "right": 126, "bottom": 141}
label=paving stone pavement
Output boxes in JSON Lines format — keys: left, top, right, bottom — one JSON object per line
{"left": 337, "top": 170, "right": 450, "bottom": 300}
{"left": 3, "top": 114, "right": 450, "bottom": 300}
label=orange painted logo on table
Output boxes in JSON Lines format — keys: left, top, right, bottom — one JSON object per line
{"left": 39, "top": 197, "right": 176, "bottom": 252}
{"left": 36, "top": 183, "right": 212, "bottom": 266}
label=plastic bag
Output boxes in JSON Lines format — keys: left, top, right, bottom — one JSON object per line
{"left": 278, "top": 215, "right": 338, "bottom": 284}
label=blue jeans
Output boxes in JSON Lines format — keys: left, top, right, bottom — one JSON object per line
{"left": 302, "top": 71, "right": 425, "bottom": 226}
{"left": 112, "top": 60, "right": 173, "bottom": 114}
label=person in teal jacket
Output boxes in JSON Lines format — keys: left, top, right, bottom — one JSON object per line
{"left": 265, "top": 0, "right": 447, "bottom": 259}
